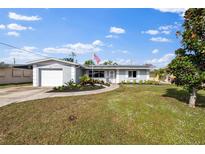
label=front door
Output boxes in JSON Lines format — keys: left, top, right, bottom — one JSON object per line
{"left": 108, "top": 70, "right": 116, "bottom": 83}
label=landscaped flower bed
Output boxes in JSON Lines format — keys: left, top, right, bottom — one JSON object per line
{"left": 120, "top": 80, "right": 160, "bottom": 85}
{"left": 51, "top": 75, "right": 110, "bottom": 92}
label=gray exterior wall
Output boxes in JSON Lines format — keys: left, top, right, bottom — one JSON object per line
{"left": 0, "top": 67, "right": 32, "bottom": 84}
{"left": 118, "top": 70, "right": 127, "bottom": 82}
{"left": 118, "top": 69, "right": 149, "bottom": 83}
{"left": 33, "top": 60, "right": 77, "bottom": 87}
{"left": 76, "top": 67, "right": 83, "bottom": 83}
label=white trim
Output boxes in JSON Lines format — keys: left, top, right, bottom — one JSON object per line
{"left": 137, "top": 70, "right": 140, "bottom": 78}
{"left": 116, "top": 69, "right": 119, "bottom": 83}
{"left": 33, "top": 65, "right": 38, "bottom": 87}
{"left": 146, "top": 70, "right": 149, "bottom": 80}
{"left": 28, "top": 58, "right": 79, "bottom": 66}
{"left": 71, "top": 66, "right": 76, "bottom": 82}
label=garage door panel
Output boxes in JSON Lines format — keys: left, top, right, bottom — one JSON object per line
{"left": 40, "top": 69, "right": 63, "bottom": 87}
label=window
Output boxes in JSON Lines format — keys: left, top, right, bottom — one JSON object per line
{"left": 109, "top": 71, "right": 115, "bottom": 78}
{"left": 139, "top": 70, "right": 147, "bottom": 75}
{"left": 128, "top": 71, "right": 137, "bottom": 78}
{"left": 89, "top": 70, "right": 104, "bottom": 78}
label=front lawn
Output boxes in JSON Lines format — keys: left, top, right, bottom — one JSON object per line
{"left": 0, "top": 85, "right": 205, "bottom": 144}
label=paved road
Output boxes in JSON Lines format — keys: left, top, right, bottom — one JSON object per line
{"left": 0, "top": 84, "right": 119, "bottom": 107}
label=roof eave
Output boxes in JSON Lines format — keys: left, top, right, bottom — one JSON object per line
{"left": 27, "top": 58, "right": 79, "bottom": 66}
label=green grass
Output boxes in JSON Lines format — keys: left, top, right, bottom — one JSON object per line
{"left": 0, "top": 82, "right": 32, "bottom": 89}
{"left": 0, "top": 85, "right": 205, "bottom": 144}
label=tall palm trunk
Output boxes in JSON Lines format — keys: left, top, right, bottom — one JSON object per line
{"left": 189, "top": 87, "right": 197, "bottom": 108}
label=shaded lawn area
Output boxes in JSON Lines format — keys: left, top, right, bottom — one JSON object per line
{"left": 0, "top": 85, "right": 205, "bottom": 144}
{"left": 0, "top": 83, "right": 32, "bottom": 89}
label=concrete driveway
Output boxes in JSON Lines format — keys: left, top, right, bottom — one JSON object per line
{"left": 0, "top": 84, "right": 119, "bottom": 107}
{"left": 0, "top": 86, "right": 52, "bottom": 107}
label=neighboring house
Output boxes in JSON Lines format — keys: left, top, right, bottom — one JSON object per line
{"left": 29, "top": 58, "right": 153, "bottom": 87}
{"left": 0, "top": 63, "right": 32, "bottom": 84}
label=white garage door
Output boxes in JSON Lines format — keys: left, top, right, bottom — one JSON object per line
{"left": 40, "top": 69, "right": 63, "bottom": 87}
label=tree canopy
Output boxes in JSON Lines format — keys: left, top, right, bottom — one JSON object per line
{"left": 103, "top": 60, "right": 118, "bottom": 65}
{"left": 84, "top": 60, "right": 95, "bottom": 66}
{"left": 168, "top": 8, "right": 205, "bottom": 107}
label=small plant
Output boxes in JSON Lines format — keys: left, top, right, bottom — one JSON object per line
{"left": 104, "top": 82, "right": 111, "bottom": 87}
{"left": 133, "top": 79, "right": 137, "bottom": 84}
{"left": 80, "top": 75, "right": 90, "bottom": 85}
{"left": 127, "top": 80, "right": 130, "bottom": 84}
{"left": 120, "top": 80, "right": 126, "bottom": 84}
{"left": 139, "top": 80, "right": 143, "bottom": 85}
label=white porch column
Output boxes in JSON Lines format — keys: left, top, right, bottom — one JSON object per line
{"left": 146, "top": 70, "right": 149, "bottom": 80}
{"left": 116, "top": 69, "right": 120, "bottom": 83}
{"left": 71, "top": 66, "right": 76, "bottom": 82}
{"left": 33, "top": 64, "right": 38, "bottom": 87}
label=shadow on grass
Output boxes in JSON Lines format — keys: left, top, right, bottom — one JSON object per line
{"left": 163, "top": 88, "right": 205, "bottom": 108}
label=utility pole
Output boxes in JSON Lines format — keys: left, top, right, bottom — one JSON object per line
{"left": 13, "top": 58, "right": 16, "bottom": 65}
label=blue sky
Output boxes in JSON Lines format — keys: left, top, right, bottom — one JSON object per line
{"left": 0, "top": 8, "right": 186, "bottom": 67}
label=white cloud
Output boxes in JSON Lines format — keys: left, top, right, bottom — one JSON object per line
{"left": 111, "top": 49, "right": 128, "bottom": 54}
{"left": 1, "top": 46, "right": 45, "bottom": 64}
{"left": 142, "top": 30, "right": 159, "bottom": 35}
{"left": 115, "top": 58, "right": 137, "bottom": 65}
{"left": 161, "top": 30, "right": 171, "bottom": 34}
{"left": 142, "top": 23, "right": 180, "bottom": 36}
{"left": 7, "top": 31, "right": 20, "bottom": 37}
{"left": 110, "top": 26, "right": 126, "bottom": 34}
{"left": 154, "top": 8, "right": 187, "bottom": 17}
{"left": 8, "top": 12, "right": 41, "bottom": 21}
{"left": 105, "top": 34, "right": 118, "bottom": 39}
{"left": 146, "top": 53, "right": 175, "bottom": 66}
{"left": 7, "top": 23, "right": 33, "bottom": 31}
{"left": 43, "top": 41, "right": 103, "bottom": 55}
{"left": 158, "top": 25, "right": 174, "bottom": 30}
{"left": 0, "top": 24, "right": 6, "bottom": 29}
{"left": 92, "top": 40, "right": 103, "bottom": 46}
{"left": 152, "top": 49, "right": 159, "bottom": 54}
{"left": 150, "top": 37, "right": 171, "bottom": 42}
{"left": 43, "top": 48, "right": 68, "bottom": 54}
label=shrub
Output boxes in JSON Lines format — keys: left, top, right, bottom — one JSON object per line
{"left": 65, "top": 80, "right": 76, "bottom": 87}
{"left": 80, "top": 75, "right": 90, "bottom": 85}
{"left": 80, "top": 75, "right": 107, "bottom": 87}
{"left": 127, "top": 80, "right": 130, "bottom": 84}
{"left": 139, "top": 80, "right": 143, "bottom": 85}
{"left": 133, "top": 79, "right": 137, "bottom": 84}
{"left": 104, "top": 82, "right": 111, "bottom": 87}
{"left": 120, "top": 80, "right": 126, "bottom": 84}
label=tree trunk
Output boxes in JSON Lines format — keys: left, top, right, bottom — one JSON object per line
{"left": 189, "top": 88, "right": 197, "bottom": 108}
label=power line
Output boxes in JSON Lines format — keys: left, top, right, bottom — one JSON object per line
{"left": 0, "top": 42, "right": 50, "bottom": 58}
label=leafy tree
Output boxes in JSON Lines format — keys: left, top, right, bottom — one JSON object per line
{"left": 168, "top": 8, "right": 205, "bottom": 108}
{"left": 103, "top": 60, "right": 118, "bottom": 65}
{"left": 84, "top": 60, "right": 95, "bottom": 66}
{"left": 152, "top": 68, "right": 166, "bottom": 80}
